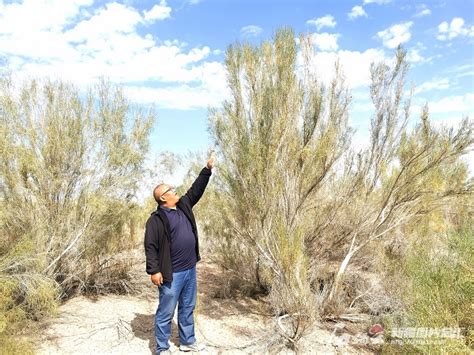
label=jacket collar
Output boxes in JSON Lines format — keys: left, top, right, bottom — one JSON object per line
{"left": 153, "top": 200, "right": 194, "bottom": 230}
{"left": 159, "top": 205, "right": 177, "bottom": 211}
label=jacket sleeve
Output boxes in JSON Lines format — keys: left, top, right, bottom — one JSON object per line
{"left": 144, "top": 216, "right": 160, "bottom": 275}
{"left": 182, "top": 167, "right": 212, "bottom": 208}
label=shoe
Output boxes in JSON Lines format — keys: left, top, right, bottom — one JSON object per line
{"left": 158, "top": 350, "right": 171, "bottom": 355}
{"left": 179, "top": 342, "right": 205, "bottom": 352}
{"left": 368, "top": 323, "right": 384, "bottom": 337}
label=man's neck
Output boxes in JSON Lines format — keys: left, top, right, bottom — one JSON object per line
{"left": 161, "top": 204, "right": 177, "bottom": 210}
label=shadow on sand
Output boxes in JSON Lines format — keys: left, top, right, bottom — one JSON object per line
{"left": 131, "top": 313, "right": 180, "bottom": 354}
{"left": 196, "top": 260, "right": 270, "bottom": 321}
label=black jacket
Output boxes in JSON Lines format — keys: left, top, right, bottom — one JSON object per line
{"left": 144, "top": 167, "right": 212, "bottom": 281}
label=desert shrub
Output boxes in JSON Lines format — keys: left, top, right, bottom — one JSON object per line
{"left": 0, "top": 77, "right": 154, "bottom": 348}
{"left": 204, "top": 27, "right": 473, "bottom": 347}
{"left": 0, "top": 271, "right": 58, "bottom": 352}
{"left": 382, "top": 223, "right": 473, "bottom": 353}
{"left": 206, "top": 28, "right": 352, "bottom": 343}
{"left": 405, "top": 226, "right": 473, "bottom": 329}
{"left": 0, "top": 335, "right": 34, "bottom": 355}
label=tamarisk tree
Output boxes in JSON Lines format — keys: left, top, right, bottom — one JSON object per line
{"left": 206, "top": 28, "right": 473, "bottom": 347}
{"left": 207, "top": 28, "right": 352, "bottom": 344}
{"left": 0, "top": 78, "right": 154, "bottom": 296}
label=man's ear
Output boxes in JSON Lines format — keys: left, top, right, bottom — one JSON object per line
{"left": 159, "top": 196, "right": 166, "bottom": 203}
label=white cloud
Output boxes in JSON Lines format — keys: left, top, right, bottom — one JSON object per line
{"left": 17, "top": 44, "right": 202, "bottom": 84}
{"left": 310, "top": 33, "right": 339, "bottom": 51}
{"left": 417, "top": 9, "right": 431, "bottom": 17}
{"left": 446, "top": 63, "right": 474, "bottom": 76}
{"left": 363, "top": 0, "right": 391, "bottom": 4}
{"left": 406, "top": 48, "right": 425, "bottom": 63}
{"left": 348, "top": 6, "right": 367, "bottom": 20}
{"left": 0, "top": 1, "right": 94, "bottom": 61}
{"left": 437, "top": 17, "right": 474, "bottom": 41}
{"left": 412, "top": 99, "right": 474, "bottom": 177}
{"left": 66, "top": 3, "right": 143, "bottom": 42}
{"left": 125, "top": 84, "right": 227, "bottom": 110}
{"left": 0, "top": 0, "right": 228, "bottom": 110}
{"left": 425, "top": 93, "right": 474, "bottom": 114}
{"left": 143, "top": 0, "right": 171, "bottom": 22}
{"left": 456, "top": 71, "right": 474, "bottom": 78}
{"left": 240, "top": 25, "right": 262, "bottom": 37}
{"left": 124, "top": 62, "right": 228, "bottom": 109}
{"left": 306, "top": 48, "right": 387, "bottom": 89}
{"left": 430, "top": 115, "right": 474, "bottom": 175}
{"left": 406, "top": 46, "right": 438, "bottom": 64}
{"left": 415, "top": 78, "right": 450, "bottom": 94}
{"left": 377, "top": 21, "right": 413, "bottom": 48}
{"left": 0, "top": 0, "right": 93, "bottom": 34}
{"left": 431, "top": 116, "right": 467, "bottom": 130}
{"left": 307, "top": 15, "right": 336, "bottom": 31}
{"left": 414, "top": 4, "right": 431, "bottom": 17}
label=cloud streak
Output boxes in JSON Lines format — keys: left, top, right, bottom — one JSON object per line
{"left": 363, "top": 0, "right": 391, "bottom": 4}
{"left": 240, "top": 25, "right": 263, "bottom": 37}
{"left": 415, "top": 78, "right": 450, "bottom": 94}
{"left": 414, "top": 4, "right": 431, "bottom": 18}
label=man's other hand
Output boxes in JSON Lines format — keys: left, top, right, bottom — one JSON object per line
{"left": 151, "top": 272, "right": 163, "bottom": 286}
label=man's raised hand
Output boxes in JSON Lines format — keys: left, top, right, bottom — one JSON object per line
{"left": 206, "top": 155, "right": 215, "bottom": 170}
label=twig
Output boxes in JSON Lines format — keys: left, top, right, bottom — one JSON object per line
{"left": 43, "top": 222, "right": 89, "bottom": 273}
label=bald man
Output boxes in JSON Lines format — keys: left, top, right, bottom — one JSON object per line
{"left": 144, "top": 158, "right": 214, "bottom": 354}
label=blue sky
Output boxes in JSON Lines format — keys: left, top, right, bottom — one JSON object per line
{"left": 1, "top": 0, "right": 473, "bottom": 175}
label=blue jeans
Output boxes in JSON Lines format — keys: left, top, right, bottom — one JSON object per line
{"left": 155, "top": 266, "right": 197, "bottom": 354}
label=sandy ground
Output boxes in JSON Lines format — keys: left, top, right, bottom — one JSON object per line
{"left": 35, "top": 252, "right": 381, "bottom": 355}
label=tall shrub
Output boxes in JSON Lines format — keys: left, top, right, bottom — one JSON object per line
{"left": 207, "top": 28, "right": 352, "bottom": 344}
{"left": 0, "top": 77, "right": 154, "bottom": 342}
{"left": 206, "top": 28, "right": 473, "bottom": 346}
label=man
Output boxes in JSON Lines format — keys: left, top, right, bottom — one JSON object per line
{"left": 144, "top": 157, "right": 214, "bottom": 354}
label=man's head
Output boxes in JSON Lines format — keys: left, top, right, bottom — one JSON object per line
{"left": 153, "top": 183, "right": 179, "bottom": 207}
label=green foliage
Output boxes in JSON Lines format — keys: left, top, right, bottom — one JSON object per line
{"left": 405, "top": 226, "right": 473, "bottom": 327}
{"left": 207, "top": 28, "right": 353, "bottom": 343}
{"left": 0, "top": 77, "right": 154, "bottom": 348}
{"left": 318, "top": 48, "right": 473, "bottom": 306}
{"left": 0, "top": 273, "right": 58, "bottom": 353}
{"left": 206, "top": 27, "right": 473, "bottom": 348}
{"left": 0, "top": 335, "right": 34, "bottom": 355}
{"left": 382, "top": 225, "right": 473, "bottom": 353}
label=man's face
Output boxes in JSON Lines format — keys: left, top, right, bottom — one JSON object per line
{"left": 157, "top": 184, "right": 179, "bottom": 206}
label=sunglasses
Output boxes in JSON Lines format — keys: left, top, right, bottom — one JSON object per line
{"left": 159, "top": 186, "right": 175, "bottom": 199}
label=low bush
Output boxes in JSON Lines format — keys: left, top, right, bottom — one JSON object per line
{"left": 383, "top": 224, "right": 473, "bottom": 353}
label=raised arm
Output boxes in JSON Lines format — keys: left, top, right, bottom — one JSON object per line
{"left": 182, "top": 158, "right": 214, "bottom": 207}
